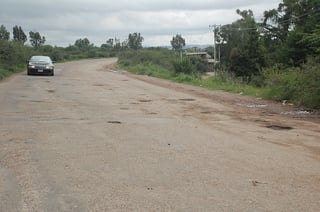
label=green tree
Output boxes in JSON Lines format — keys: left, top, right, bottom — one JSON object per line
{"left": 300, "top": 25, "right": 320, "bottom": 54}
{"left": 106, "top": 38, "right": 114, "bottom": 47}
{"left": 13, "top": 25, "right": 27, "bottom": 44}
{"left": 170, "top": 34, "right": 185, "bottom": 51}
{"left": 128, "top": 32, "right": 143, "bottom": 50}
{"left": 101, "top": 38, "right": 115, "bottom": 49}
{"left": 74, "top": 38, "right": 92, "bottom": 50}
{"left": 218, "top": 9, "right": 265, "bottom": 78}
{"left": 114, "top": 37, "right": 122, "bottom": 50}
{"left": 262, "top": 0, "right": 320, "bottom": 65}
{"left": 0, "top": 25, "right": 10, "bottom": 40}
{"left": 29, "top": 31, "right": 46, "bottom": 48}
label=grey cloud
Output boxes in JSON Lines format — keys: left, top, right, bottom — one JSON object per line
{"left": 1, "top": 0, "right": 281, "bottom": 46}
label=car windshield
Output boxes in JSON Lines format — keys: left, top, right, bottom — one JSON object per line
{"left": 30, "top": 56, "right": 51, "bottom": 63}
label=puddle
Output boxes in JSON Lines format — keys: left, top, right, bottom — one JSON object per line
{"left": 266, "top": 125, "right": 293, "bottom": 130}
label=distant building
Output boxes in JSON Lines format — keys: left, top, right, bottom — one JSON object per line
{"left": 185, "top": 52, "right": 216, "bottom": 64}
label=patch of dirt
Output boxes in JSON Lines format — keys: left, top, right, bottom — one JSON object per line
{"left": 124, "top": 73, "right": 320, "bottom": 124}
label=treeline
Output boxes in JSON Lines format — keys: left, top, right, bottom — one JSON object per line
{"left": 0, "top": 25, "right": 144, "bottom": 78}
{"left": 214, "top": 0, "right": 320, "bottom": 108}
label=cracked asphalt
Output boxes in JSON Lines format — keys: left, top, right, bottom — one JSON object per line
{"left": 1, "top": 58, "right": 320, "bottom": 211}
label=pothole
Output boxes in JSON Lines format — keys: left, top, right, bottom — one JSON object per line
{"left": 47, "top": 90, "right": 55, "bottom": 93}
{"left": 108, "top": 121, "right": 123, "bottom": 124}
{"left": 281, "top": 110, "right": 311, "bottom": 115}
{"left": 93, "top": 84, "right": 107, "bottom": 87}
{"left": 139, "top": 99, "right": 152, "bottom": 103}
{"left": 266, "top": 125, "right": 293, "bottom": 130}
{"left": 30, "top": 100, "right": 47, "bottom": 103}
{"left": 201, "top": 111, "right": 211, "bottom": 114}
{"left": 237, "top": 103, "right": 267, "bottom": 108}
{"left": 179, "top": 98, "right": 196, "bottom": 101}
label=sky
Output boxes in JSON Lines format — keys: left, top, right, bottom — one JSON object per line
{"left": 0, "top": 0, "right": 281, "bottom": 47}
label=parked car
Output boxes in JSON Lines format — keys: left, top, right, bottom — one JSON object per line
{"left": 27, "top": 56, "right": 55, "bottom": 76}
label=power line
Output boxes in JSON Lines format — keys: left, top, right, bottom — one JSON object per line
{"left": 265, "top": 7, "right": 320, "bottom": 26}
{"left": 210, "top": 7, "right": 320, "bottom": 32}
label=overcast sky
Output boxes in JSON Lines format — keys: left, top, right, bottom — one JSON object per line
{"left": 1, "top": 0, "right": 281, "bottom": 47}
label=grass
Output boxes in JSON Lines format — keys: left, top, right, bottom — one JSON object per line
{"left": 0, "top": 65, "right": 25, "bottom": 80}
{"left": 119, "top": 62, "right": 268, "bottom": 98}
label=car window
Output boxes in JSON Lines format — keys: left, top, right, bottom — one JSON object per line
{"left": 30, "top": 56, "right": 52, "bottom": 63}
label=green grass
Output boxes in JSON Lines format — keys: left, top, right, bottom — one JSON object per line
{"left": 0, "top": 65, "right": 25, "bottom": 80}
{"left": 119, "top": 62, "right": 268, "bottom": 98}
{"left": 118, "top": 49, "right": 320, "bottom": 109}
{"left": 118, "top": 63, "right": 174, "bottom": 79}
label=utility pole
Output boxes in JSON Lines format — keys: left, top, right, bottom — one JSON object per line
{"left": 209, "top": 25, "right": 220, "bottom": 64}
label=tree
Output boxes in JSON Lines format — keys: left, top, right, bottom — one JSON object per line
{"left": 106, "top": 38, "right": 114, "bottom": 47}
{"left": 170, "top": 34, "right": 185, "bottom": 51}
{"left": 114, "top": 37, "right": 121, "bottom": 50}
{"left": 29, "top": 31, "right": 46, "bottom": 48}
{"left": 300, "top": 25, "right": 320, "bottom": 54}
{"left": 13, "top": 26, "right": 27, "bottom": 44}
{"left": 0, "top": 25, "right": 10, "bottom": 40}
{"left": 262, "top": 0, "right": 320, "bottom": 65}
{"left": 74, "top": 38, "right": 92, "bottom": 50}
{"left": 218, "top": 9, "right": 265, "bottom": 78}
{"left": 128, "top": 32, "right": 143, "bottom": 50}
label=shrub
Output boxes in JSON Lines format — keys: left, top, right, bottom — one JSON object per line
{"left": 263, "top": 57, "right": 320, "bottom": 108}
{"left": 172, "top": 58, "right": 193, "bottom": 74}
{"left": 118, "top": 48, "right": 175, "bottom": 71}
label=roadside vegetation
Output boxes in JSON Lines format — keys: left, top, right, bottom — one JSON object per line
{"left": 1, "top": 0, "right": 319, "bottom": 108}
{"left": 0, "top": 28, "right": 136, "bottom": 79}
{"left": 119, "top": 0, "right": 320, "bottom": 109}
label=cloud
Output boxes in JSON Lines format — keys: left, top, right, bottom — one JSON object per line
{"left": 0, "top": 0, "right": 281, "bottom": 46}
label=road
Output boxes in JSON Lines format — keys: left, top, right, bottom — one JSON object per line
{"left": 0, "top": 58, "right": 320, "bottom": 211}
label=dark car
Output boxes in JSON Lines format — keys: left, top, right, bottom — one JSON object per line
{"left": 27, "top": 56, "right": 54, "bottom": 76}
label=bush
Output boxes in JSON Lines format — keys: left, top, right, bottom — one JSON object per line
{"left": 263, "top": 57, "right": 320, "bottom": 108}
{"left": 118, "top": 48, "right": 175, "bottom": 71}
{"left": 0, "top": 40, "right": 29, "bottom": 68}
{"left": 172, "top": 58, "right": 193, "bottom": 74}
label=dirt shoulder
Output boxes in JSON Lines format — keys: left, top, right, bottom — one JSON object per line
{"left": 111, "top": 65, "right": 320, "bottom": 124}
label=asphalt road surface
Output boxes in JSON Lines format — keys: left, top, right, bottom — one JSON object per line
{"left": 1, "top": 58, "right": 320, "bottom": 211}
